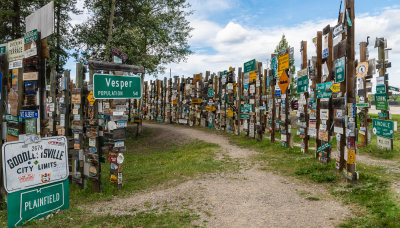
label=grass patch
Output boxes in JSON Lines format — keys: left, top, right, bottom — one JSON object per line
{"left": 0, "top": 126, "right": 234, "bottom": 227}
{"left": 228, "top": 133, "right": 400, "bottom": 227}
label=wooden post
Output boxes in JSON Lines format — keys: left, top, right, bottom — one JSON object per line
{"left": 0, "top": 54, "right": 6, "bottom": 208}
{"left": 271, "top": 54, "right": 276, "bottom": 143}
{"left": 359, "top": 41, "right": 369, "bottom": 146}
{"left": 237, "top": 67, "right": 242, "bottom": 135}
{"left": 301, "top": 41, "right": 309, "bottom": 153}
{"left": 315, "top": 31, "right": 322, "bottom": 157}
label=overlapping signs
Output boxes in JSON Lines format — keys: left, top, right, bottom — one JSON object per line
{"left": 316, "top": 81, "right": 333, "bottom": 99}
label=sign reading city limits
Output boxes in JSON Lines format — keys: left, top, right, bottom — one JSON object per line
{"left": 93, "top": 74, "right": 141, "bottom": 99}
{"left": 2, "top": 136, "right": 69, "bottom": 193}
{"left": 244, "top": 59, "right": 256, "bottom": 73}
{"left": 7, "top": 179, "right": 69, "bottom": 227}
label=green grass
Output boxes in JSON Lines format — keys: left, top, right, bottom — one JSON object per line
{"left": 357, "top": 114, "right": 400, "bottom": 160}
{"left": 228, "top": 133, "right": 400, "bottom": 228}
{"left": 0, "top": 126, "right": 233, "bottom": 227}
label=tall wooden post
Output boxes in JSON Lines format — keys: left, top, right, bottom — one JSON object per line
{"left": 359, "top": 41, "right": 369, "bottom": 146}
{"left": 300, "top": 41, "right": 309, "bottom": 153}
{"left": 271, "top": 54, "right": 276, "bottom": 143}
{"left": 315, "top": 31, "right": 322, "bottom": 156}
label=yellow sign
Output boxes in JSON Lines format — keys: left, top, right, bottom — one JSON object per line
{"left": 87, "top": 91, "right": 96, "bottom": 105}
{"left": 330, "top": 83, "right": 341, "bottom": 93}
{"left": 347, "top": 149, "right": 356, "bottom": 164}
{"left": 227, "top": 109, "right": 233, "bottom": 117}
{"left": 356, "top": 62, "right": 368, "bottom": 78}
{"left": 278, "top": 71, "right": 290, "bottom": 94}
{"left": 172, "top": 99, "right": 177, "bottom": 105}
{"left": 191, "top": 98, "right": 202, "bottom": 104}
{"left": 249, "top": 71, "right": 257, "bottom": 82}
{"left": 278, "top": 53, "right": 289, "bottom": 72}
{"left": 206, "top": 106, "right": 216, "bottom": 112}
{"left": 194, "top": 73, "right": 202, "bottom": 82}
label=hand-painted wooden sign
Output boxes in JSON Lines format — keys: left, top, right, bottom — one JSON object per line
{"left": 356, "top": 62, "right": 368, "bottom": 78}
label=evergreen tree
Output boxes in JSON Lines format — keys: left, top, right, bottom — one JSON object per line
{"left": 274, "top": 34, "right": 297, "bottom": 97}
{"left": 71, "top": 0, "right": 193, "bottom": 76}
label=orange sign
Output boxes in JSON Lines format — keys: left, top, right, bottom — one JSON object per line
{"left": 278, "top": 71, "right": 290, "bottom": 94}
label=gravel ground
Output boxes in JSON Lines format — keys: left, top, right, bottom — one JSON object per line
{"left": 88, "top": 123, "right": 351, "bottom": 227}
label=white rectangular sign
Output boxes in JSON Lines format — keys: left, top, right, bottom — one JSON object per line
{"left": 7, "top": 38, "right": 24, "bottom": 62}
{"left": 2, "top": 136, "right": 69, "bottom": 193}
{"left": 25, "top": 1, "right": 54, "bottom": 39}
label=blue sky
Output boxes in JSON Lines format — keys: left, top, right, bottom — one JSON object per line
{"left": 68, "top": 0, "right": 400, "bottom": 87}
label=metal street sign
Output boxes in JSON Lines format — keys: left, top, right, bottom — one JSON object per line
{"left": 208, "top": 88, "right": 215, "bottom": 97}
{"left": 2, "top": 136, "right": 69, "bottom": 193}
{"left": 317, "top": 142, "right": 331, "bottom": 153}
{"left": 376, "top": 85, "right": 386, "bottom": 94}
{"left": 388, "top": 86, "right": 400, "bottom": 92}
{"left": 377, "top": 136, "right": 392, "bottom": 150}
{"left": 241, "top": 104, "right": 253, "bottom": 113}
{"left": 373, "top": 119, "right": 394, "bottom": 139}
{"left": 20, "top": 110, "right": 39, "bottom": 119}
{"left": 24, "top": 29, "right": 38, "bottom": 44}
{"left": 0, "top": 43, "right": 6, "bottom": 54}
{"left": 275, "top": 89, "right": 281, "bottom": 97}
{"left": 240, "top": 113, "right": 250, "bottom": 119}
{"left": 244, "top": 59, "right": 256, "bottom": 73}
{"left": 279, "top": 71, "right": 290, "bottom": 94}
{"left": 330, "top": 83, "right": 341, "bottom": 93}
{"left": 316, "top": 82, "right": 333, "bottom": 99}
{"left": 7, "top": 179, "right": 69, "bottom": 227}
{"left": 93, "top": 74, "right": 142, "bottom": 99}
{"left": 278, "top": 53, "right": 289, "bottom": 72}
{"left": 297, "top": 76, "right": 308, "bottom": 93}
{"left": 356, "top": 103, "right": 370, "bottom": 108}
{"left": 356, "top": 62, "right": 368, "bottom": 78}
{"left": 332, "top": 23, "right": 345, "bottom": 38}
{"left": 25, "top": 1, "right": 54, "bottom": 39}
{"left": 374, "top": 93, "right": 388, "bottom": 111}
{"left": 335, "top": 57, "right": 345, "bottom": 83}
{"left": 271, "top": 56, "right": 278, "bottom": 77}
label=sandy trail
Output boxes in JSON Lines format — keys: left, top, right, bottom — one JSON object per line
{"left": 89, "top": 123, "right": 350, "bottom": 227}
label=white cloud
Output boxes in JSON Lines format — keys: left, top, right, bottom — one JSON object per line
{"left": 160, "top": 8, "right": 400, "bottom": 88}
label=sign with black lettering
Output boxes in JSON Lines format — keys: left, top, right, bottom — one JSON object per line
{"left": 2, "top": 136, "right": 69, "bottom": 193}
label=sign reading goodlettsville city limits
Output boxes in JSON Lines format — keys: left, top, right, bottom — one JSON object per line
{"left": 2, "top": 136, "right": 69, "bottom": 193}
{"left": 373, "top": 119, "right": 394, "bottom": 139}
{"left": 7, "top": 179, "right": 69, "bottom": 227}
{"left": 93, "top": 74, "right": 141, "bottom": 99}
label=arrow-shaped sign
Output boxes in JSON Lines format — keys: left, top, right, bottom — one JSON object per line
{"left": 330, "top": 83, "right": 341, "bottom": 93}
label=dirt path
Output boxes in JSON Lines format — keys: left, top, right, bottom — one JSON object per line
{"left": 90, "top": 123, "right": 350, "bottom": 227}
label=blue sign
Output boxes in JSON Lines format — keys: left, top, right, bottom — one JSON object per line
{"left": 20, "top": 110, "right": 39, "bottom": 119}
{"left": 275, "top": 90, "right": 281, "bottom": 97}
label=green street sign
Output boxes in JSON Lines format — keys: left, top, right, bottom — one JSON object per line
{"left": 373, "top": 119, "right": 394, "bottom": 139}
{"left": 7, "top": 179, "right": 69, "bottom": 227}
{"left": 316, "top": 82, "right": 332, "bottom": 99}
{"left": 356, "top": 103, "right": 370, "bottom": 108}
{"left": 376, "top": 85, "right": 386, "bottom": 94}
{"left": 389, "top": 86, "right": 400, "bottom": 92}
{"left": 25, "top": 118, "right": 37, "bottom": 134}
{"left": 335, "top": 57, "right": 345, "bottom": 83}
{"left": 208, "top": 88, "right": 215, "bottom": 97}
{"left": 5, "top": 114, "right": 24, "bottom": 123}
{"left": 240, "top": 104, "right": 253, "bottom": 113}
{"left": 378, "top": 112, "right": 387, "bottom": 118}
{"left": 244, "top": 59, "right": 256, "bottom": 73}
{"left": 240, "top": 113, "right": 250, "bottom": 119}
{"left": 7, "top": 128, "right": 19, "bottom": 136}
{"left": 93, "top": 74, "right": 141, "bottom": 99}
{"left": 297, "top": 76, "right": 309, "bottom": 93}
{"left": 375, "top": 93, "right": 388, "bottom": 111}
{"left": 24, "top": 29, "right": 38, "bottom": 44}
{"left": 271, "top": 56, "right": 278, "bottom": 78}
{"left": 0, "top": 44, "right": 6, "bottom": 54}
{"left": 317, "top": 142, "right": 331, "bottom": 153}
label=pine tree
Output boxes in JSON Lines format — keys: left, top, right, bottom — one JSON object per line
{"left": 274, "top": 34, "right": 297, "bottom": 97}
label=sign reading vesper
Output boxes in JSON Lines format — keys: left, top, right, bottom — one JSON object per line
{"left": 2, "top": 136, "right": 69, "bottom": 193}
{"left": 93, "top": 74, "right": 142, "bottom": 99}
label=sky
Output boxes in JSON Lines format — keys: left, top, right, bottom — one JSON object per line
{"left": 66, "top": 0, "right": 400, "bottom": 87}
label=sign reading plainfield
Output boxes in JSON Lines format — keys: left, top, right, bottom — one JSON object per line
{"left": 93, "top": 74, "right": 141, "bottom": 99}
{"left": 7, "top": 179, "right": 69, "bottom": 227}
{"left": 2, "top": 136, "right": 69, "bottom": 193}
